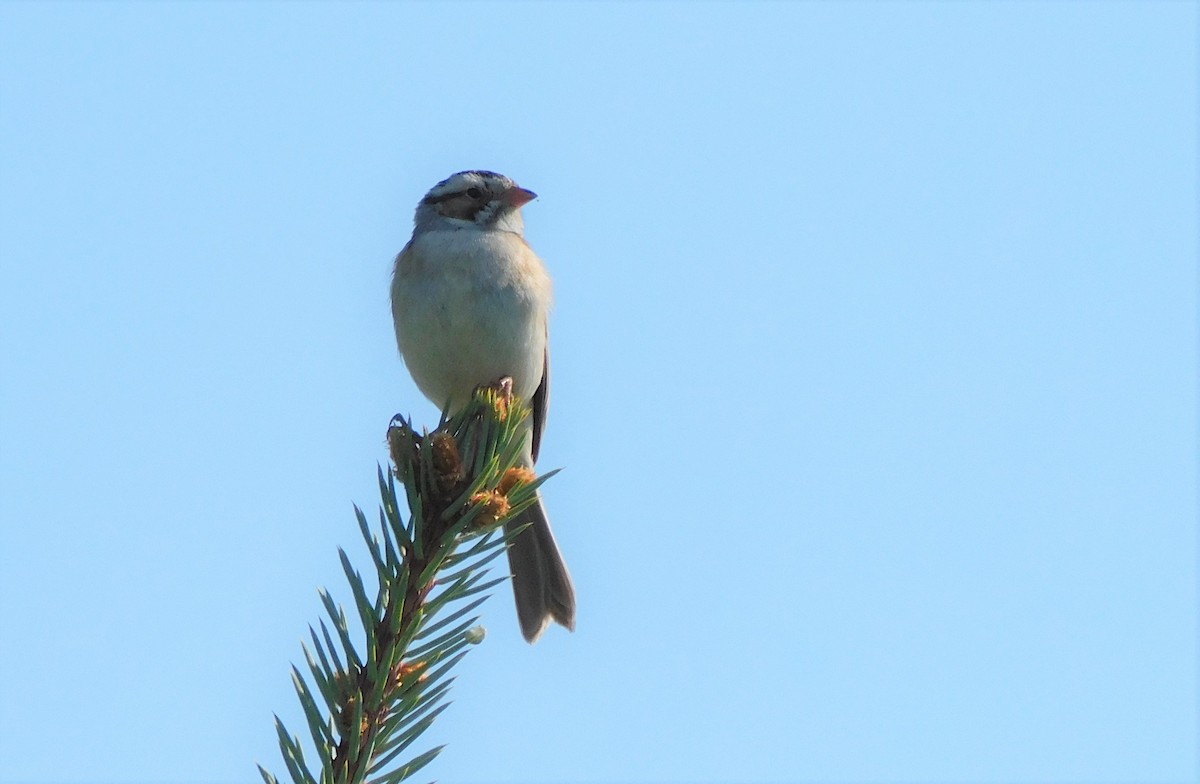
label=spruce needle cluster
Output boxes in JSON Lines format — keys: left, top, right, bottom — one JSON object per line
{"left": 260, "top": 382, "right": 553, "bottom": 784}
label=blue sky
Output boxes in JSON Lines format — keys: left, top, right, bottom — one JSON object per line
{"left": 0, "top": 2, "right": 1195, "bottom": 782}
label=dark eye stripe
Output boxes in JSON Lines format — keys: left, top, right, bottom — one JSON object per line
{"left": 422, "top": 191, "right": 459, "bottom": 205}
{"left": 424, "top": 170, "right": 508, "bottom": 203}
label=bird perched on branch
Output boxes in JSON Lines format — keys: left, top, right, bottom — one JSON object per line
{"left": 391, "top": 170, "right": 576, "bottom": 643}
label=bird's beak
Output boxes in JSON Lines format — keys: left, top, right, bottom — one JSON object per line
{"left": 503, "top": 187, "right": 537, "bottom": 208}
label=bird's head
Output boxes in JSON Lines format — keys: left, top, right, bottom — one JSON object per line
{"left": 414, "top": 170, "right": 536, "bottom": 235}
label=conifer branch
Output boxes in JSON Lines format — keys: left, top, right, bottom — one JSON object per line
{"left": 260, "top": 380, "right": 548, "bottom": 784}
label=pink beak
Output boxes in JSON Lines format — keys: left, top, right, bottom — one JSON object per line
{"left": 503, "top": 186, "right": 537, "bottom": 208}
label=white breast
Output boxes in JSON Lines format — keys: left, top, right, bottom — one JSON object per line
{"left": 392, "top": 228, "right": 552, "bottom": 411}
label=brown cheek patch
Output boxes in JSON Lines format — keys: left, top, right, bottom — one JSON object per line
{"left": 438, "top": 194, "right": 482, "bottom": 221}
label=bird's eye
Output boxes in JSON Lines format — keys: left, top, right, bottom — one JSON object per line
{"left": 465, "top": 187, "right": 483, "bottom": 199}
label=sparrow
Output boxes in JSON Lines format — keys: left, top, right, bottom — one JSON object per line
{"left": 391, "top": 170, "right": 576, "bottom": 643}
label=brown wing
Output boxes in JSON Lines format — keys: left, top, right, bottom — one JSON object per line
{"left": 530, "top": 342, "right": 549, "bottom": 463}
